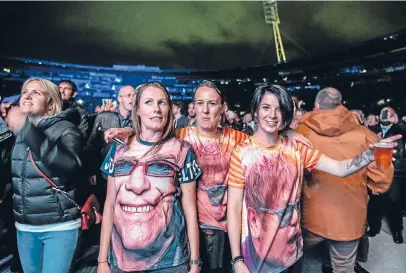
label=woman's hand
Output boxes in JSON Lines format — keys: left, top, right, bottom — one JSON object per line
{"left": 284, "top": 129, "right": 313, "bottom": 149}
{"left": 97, "top": 262, "right": 110, "bottom": 273}
{"left": 233, "top": 261, "right": 251, "bottom": 273}
{"left": 366, "top": 134, "right": 402, "bottom": 162}
{"left": 104, "top": 128, "right": 133, "bottom": 144}
{"left": 0, "top": 101, "right": 12, "bottom": 118}
{"left": 6, "top": 106, "right": 26, "bottom": 134}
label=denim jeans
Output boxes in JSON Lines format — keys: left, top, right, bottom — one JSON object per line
{"left": 17, "top": 228, "right": 80, "bottom": 273}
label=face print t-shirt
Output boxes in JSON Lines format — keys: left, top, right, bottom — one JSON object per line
{"left": 227, "top": 137, "right": 323, "bottom": 273}
{"left": 177, "top": 126, "right": 248, "bottom": 231}
{"left": 101, "top": 137, "right": 202, "bottom": 272}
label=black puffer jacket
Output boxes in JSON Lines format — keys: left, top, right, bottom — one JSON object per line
{"left": 12, "top": 109, "right": 84, "bottom": 225}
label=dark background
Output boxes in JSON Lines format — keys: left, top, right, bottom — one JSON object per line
{"left": 1, "top": 1, "right": 406, "bottom": 70}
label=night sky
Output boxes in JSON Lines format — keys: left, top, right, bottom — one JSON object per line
{"left": 1, "top": 1, "right": 406, "bottom": 70}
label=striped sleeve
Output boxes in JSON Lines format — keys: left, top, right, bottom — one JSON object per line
{"left": 233, "top": 129, "right": 249, "bottom": 145}
{"left": 227, "top": 147, "right": 245, "bottom": 189}
{"left": 297, "top": 142, "right": 324, "bottom": 171}
{"left": 176, "top": 128, "right": 187, "bottom": 140}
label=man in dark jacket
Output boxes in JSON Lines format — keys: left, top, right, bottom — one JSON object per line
{"left": 172, "top": 101, "right": 189, "bottom": 128}
{"left": 59, "top": 80, "right": 89, "bottom": 140}
{"left": 81, "top": 85, "right": 135, "bottom": 250}
{"left": 85, "top": 85, "right": 135, "bottom": 203}
{"left": 367, "top": 106, "right": 405, "bottom": 244}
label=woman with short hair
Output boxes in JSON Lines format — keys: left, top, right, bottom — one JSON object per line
{"left": 227, "top": 84, "right": 400, "bottom": 273}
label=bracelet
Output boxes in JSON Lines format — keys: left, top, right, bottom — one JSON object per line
{"left": 190, "top": 259, "right": 203, "bottom": 267}
{"left": 98, "top": 261, "right": 108, "bottom": 264}
{"left": 231, "top": 256, "right": 244, "bottom": 266}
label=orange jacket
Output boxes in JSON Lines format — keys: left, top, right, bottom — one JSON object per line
{"left": 296, "top": 105, "right": 394, "bottom": 241}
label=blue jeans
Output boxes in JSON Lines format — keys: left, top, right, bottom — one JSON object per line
{"left": 17, "top": 228, "right": 80, "bottom": 273}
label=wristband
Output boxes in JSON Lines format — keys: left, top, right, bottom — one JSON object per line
{"left": 231, "top": 256, "right": 244, "bottom": 266}
{"left": 98, "top": 260, "right": 108, "bottom": 264}
{"left": 190, "top": 259, "right": 203, "bottom": 267}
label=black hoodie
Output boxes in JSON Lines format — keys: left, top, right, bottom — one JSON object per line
{"left": 11, "top": 109, "right": 84, "bottom": 225}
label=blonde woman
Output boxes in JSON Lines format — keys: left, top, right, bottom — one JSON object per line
{"left": 97, "top": 82, "right": 201, "bottom": 273}
{"left": 9, "top": 78, "right": 84, "bottom": 273}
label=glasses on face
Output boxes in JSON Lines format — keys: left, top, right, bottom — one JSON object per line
{"left": 114, "top": 158, "right": 180, "bottom": 177}
{"left": 258, "top": 199, "right": 300, "bottom": 228}
{"left": 198, "top": 184, "right": 227, "bottom": 207}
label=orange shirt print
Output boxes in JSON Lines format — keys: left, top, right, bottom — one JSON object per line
{"left": 227, "top": 137, "right": 323, "bottom": 273}
{"left": 177, "top": 127, "right": 248, "bottom": 231}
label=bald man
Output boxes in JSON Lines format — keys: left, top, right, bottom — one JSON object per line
{"left": 297, "top": 87, "right": 395, "bottom": 273}
{"left": 115, "top": 85, "right": 136, "bottom": 127}
{"left": 84, "top": 85, "right": 137, "bottom": 232}
{"left": 367, "top": 106, "right": 405, "bottom": 244}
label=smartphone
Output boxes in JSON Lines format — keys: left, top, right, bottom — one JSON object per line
{"left": 382, "top": 109, "right": 389, "bottom": 120}
{"left": 111, "top": 138, "right": 124, "bottom": 146}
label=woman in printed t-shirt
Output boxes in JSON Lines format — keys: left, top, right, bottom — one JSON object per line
{"left": 97, "top": 82, "right": 202, "bottom": 273}
{"left": 227, "top": 85, "right": 400, "bottom": 273}
{"left": 104, "top": 81, "right": 249, "bottom": 273}
{"left": 103, "top": 81, "right": 313, "bottom": 273}
{"left": 176, "top": 81, "right": 248, "bottom": 273}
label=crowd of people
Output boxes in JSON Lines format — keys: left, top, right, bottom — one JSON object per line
{"left": 0, "top": 78, "right": 404, "bottom": 273}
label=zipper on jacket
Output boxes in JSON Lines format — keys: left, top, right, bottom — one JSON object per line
{"left": 21, "top": 147, "right": 30, "bottom": 223}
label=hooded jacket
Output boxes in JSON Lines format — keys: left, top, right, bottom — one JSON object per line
{"left": 296, "top": 106, "right": 394, "bottom": 240}
{"left": 11, "top": 109, "right": 84, "bottom": 225}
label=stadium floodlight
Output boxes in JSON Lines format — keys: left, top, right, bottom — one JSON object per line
{"left": 262, "top": 0, "right": 286, "bottom": 63}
